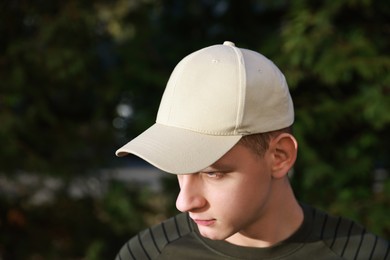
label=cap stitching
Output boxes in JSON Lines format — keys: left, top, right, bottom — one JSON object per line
{"left": 160, "top": 122, "right": 244, "bottom": 136}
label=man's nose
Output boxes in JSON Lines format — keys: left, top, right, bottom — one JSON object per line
{"left": 176, "top": 175, "right": 206, "bottom": 213}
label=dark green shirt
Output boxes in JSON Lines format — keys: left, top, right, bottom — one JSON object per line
{"left": 115, "top": 204, "right": 389, "bottom": 259}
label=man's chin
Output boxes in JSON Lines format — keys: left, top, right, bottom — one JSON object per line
{"left": 198, "top": 226, "right": 231, "bottom": 241}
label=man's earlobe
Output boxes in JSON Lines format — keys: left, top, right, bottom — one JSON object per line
{"left": 270, "top": 134, "right": 298, "bottom": 179}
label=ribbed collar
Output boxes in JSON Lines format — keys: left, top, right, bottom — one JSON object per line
{"left": 191, "top": 203, "right": 315, "bottom": 259}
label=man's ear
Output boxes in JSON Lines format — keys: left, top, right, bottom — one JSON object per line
{"left": 269, "top": 133, "right": 298, "bottom": 179}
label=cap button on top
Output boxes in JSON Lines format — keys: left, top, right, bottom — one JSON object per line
{"left": 223, "top": 41, "right": 235, "bottom": 47}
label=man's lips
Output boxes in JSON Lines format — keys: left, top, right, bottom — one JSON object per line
{"left": 192, "top": 218, "right": 216, "bottom": 226}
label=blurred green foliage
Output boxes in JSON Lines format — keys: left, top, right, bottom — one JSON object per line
{"left": 0, "top": 179, "right": 161, "bottom": 259}
{"left": 0, "top": 0, "right": 389, "bottom": 259}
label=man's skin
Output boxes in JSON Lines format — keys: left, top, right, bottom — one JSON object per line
{"left": 176, "top": 133, "right": 304, "bottom": 248}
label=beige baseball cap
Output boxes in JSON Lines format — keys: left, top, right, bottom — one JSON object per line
{"left": 116, "top": 41, "right": 294, "bottom": 174}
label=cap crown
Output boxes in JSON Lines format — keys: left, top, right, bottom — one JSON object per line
{"left": 156, "top": 41, "right": 294, "bottom": 136}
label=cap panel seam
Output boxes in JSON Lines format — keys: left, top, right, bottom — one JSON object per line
{"left": 230, "top": 46, "right": 246, "bottom": 134}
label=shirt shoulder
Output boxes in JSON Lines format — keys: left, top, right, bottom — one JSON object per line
{"left": 115, "top": 213, "right": 193, "bottom": 260}
{"left": 306, "top": 204, "right": 390, "bottom": 260}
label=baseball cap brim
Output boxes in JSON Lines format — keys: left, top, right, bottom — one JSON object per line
{"left": 115, "top": 123, "right": 242, "bottom": 174}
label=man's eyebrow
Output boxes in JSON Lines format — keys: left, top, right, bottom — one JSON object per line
{"left": 200, "top": 167, "right": 217, "bottom": 172}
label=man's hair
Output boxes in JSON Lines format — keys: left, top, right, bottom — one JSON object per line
{"left": 238, "top": 126, "right": 293, "bottom": 157}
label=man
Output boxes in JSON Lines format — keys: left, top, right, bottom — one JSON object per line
{"left": 115, "top": 41, "right": 389, "bottom": 259}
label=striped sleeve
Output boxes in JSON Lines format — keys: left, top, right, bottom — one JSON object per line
{"left": 115, "top": 213, "right": 193, "bottom": 260}
{"left": 318, "top": 209, "right": 390, "bottom": 260}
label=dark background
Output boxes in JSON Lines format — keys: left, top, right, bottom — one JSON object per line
{"left": 1, "top": 0, "right": 389, "bottom": 259}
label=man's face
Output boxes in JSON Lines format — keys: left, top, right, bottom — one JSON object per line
{"left": 176, "top": 143, "right": 275, "bottom": 242}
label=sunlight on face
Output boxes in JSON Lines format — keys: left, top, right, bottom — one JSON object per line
{"left": 176, "top": 143, "right": 275, "bottom": 241}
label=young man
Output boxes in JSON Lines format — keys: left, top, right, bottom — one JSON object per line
{"left": 115, "top": 41, "right": 389, "bottom": 259}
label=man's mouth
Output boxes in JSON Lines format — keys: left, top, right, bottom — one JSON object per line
{"left": 192, "top": 219, "right": 216, "bottom": 226}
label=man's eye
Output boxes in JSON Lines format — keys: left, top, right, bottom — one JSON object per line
{"left": 203, "top": 172, "right": 223, "bottom": 178}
